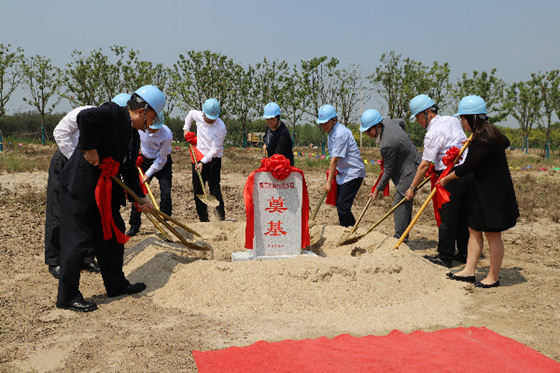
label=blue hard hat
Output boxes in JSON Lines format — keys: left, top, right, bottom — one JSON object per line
{"left": 316, "top": 105, "right": 337, "bottom": 124}
{"left": 455, "top": 95, "right": 487, "bottom": 116}
{"left": 263, "top": 102, "right": 281, "bottom": 119}
{"left": 202, "top": 98, "right": 220, "bottom": 120}
{"left": 112, "top": 93, "right": 131, "bottom": 107}
{"left": 409, "top": 94, "right": 436, "bottom": 120}
{"left": 149, "top": 111, "right": 165, "bottom": 129}
{"left": 134, "top": 85, "right": 166, "bottom": 115}
{"left": 359, "top": 109, "right": 383, "bottom": 132}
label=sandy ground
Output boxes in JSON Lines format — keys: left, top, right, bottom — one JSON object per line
{"left": 0, "top": 147, "right": 559, "bottom": 372}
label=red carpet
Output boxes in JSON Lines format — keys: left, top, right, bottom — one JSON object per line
{"left": 192, "top": 327, "right": 560, "bottom": 373}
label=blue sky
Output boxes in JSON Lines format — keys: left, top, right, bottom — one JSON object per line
{"left": 2, "top": 0, "right": 559, "bottom": 125}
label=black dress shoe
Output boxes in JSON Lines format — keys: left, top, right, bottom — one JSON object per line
{"left": 446, "top": 272, "right": 475, "bottom": 283}
{"left": 424, "top": 254, "right": 453, "bottom": 268}
{"left": 475, "top": 280, "right": 500, "bottom": 288}
{"left": 126, "top": 225, "right": 140, "bottom": 237}
{"left": 57, "top": 299, "right": 97, "bottom": 312}
{"left": 82, "top": 261, "right": 100, "bottom": 273}
{"left": 48, "top": 265, "right": 60, "bottom": 279}
{"left": 107, "top": 282, "right": 147, "bottom": 297}
{"left": 453, "top": 253, "right": 467, "bottom": 264}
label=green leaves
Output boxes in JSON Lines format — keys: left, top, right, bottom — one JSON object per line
{"left": 0, "top": 44, "right": 25, "bottom": 117}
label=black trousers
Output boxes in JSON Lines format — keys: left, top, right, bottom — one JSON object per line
{"left": 437, "top": 173, "right": 471, "bottom": 260}
{"left": 336, "top": 177, "right": 363, "bottom": 227}
{"left": 129, "top": 154, "right": 173, "bottom": 227}
{"left": 192, "top": 158, "right": 225, "bottom": 222}
{"left": 45, "top": 149, "right": 95, "bottom": 266}
{"left": 57, "top": 187, "right": 129, "bottom": 306}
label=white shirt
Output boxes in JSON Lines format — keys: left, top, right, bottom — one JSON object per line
{"left": 422, "top": 115, "right": 468, "bottom": 171}
{"left": 183, "top": 110, "right": 226, "bottom": 164}
{"left": 139, "top": 124, "right": 173, "bottom": 178}
{"left": 53, "top": 106, "right": 95, "bottom": 159}
{"left": 328, "top": 122, "right": 366, "bottom": 184}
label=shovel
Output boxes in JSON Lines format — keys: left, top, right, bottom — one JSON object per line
{"left": 111, "top": 176, "right": 208, "bottom": 252}
{"left": 351, "top": 194, "right": 374, "bottom": 234}
{"left": 393, "top": 134, "right": 473, "bottom": 250}
{"left": 137, "top": 166, "right": 173, "bottom": 242}
{"left": 311, "top": 189, "right": 329, "bottom": 221}
{"left": 339, "top": 176, "right": 431, "bottom": 245}
{"left": 188, "top": 144, "right": 220, "bottom": 208}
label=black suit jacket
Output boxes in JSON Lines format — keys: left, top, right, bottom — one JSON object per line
{"left": 58, "top": 102, "right": 144, "bottom": 205}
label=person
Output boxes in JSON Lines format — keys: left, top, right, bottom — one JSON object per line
{"left": 56, "top": 85, "right": 165, "bottom": 312}
{"left": 405, "top": 94, "right": 471, "bottom": 268}
{"left": 45, "top": 106, "right": 98, "bottom": 279}
{"left": 318, "top": 104, "right": 366, "bottom": 227}
{"left": 359, "top": 109, "right": 421, "bottom": 241}
{"left": 183, "top": 98, "right": 227, "bottom": 222}
{"left": 262, "top": 102, "right": 294, "bottom": 166}
{"left": 127, "top": 111, "right": 173, "bottom": 236}
{"left": 439, "top": 95, "right": 519, "bottom": 288}
{"left": 45, "top": 94, "right": 131, "bottom": 279}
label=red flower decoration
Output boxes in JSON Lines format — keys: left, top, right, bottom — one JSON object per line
{"left": 442, "top": 147, "right": 461, "bottom": 167}
{"left": 99, "top": 157, "right": 120, "bottom": 178}
{"left": 260, "top": 154, "right": 291, "bottom": 180}
{"left": 184, "top": 131, "right": 197, "bottom": 145}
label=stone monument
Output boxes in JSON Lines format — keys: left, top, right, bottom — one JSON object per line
{"left": 232, "top": 155, "right": 315, "bottom": 261}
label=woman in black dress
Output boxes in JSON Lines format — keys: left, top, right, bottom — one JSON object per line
{"left": 439, "top": 95, "right": 519, "bottom": 288}
{"left": 262, "top": 102, "right": 294, "bottom": 166}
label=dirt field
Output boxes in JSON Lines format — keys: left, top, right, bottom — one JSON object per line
{"left": 0, "top": 145, "right": 559, "bottom": 372}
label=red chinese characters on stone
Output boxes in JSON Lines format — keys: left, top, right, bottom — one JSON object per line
{"left": 265, "top": 197, "right": 288, "bottom": 213}
{"left": 264, "top": 221, "right": 287, "bottom": 236}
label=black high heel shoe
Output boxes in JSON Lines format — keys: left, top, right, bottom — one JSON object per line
{"left": 474, "top": 280, "right": 500, "bottom": 288}
{"left": 446, "top": 272, "right": 475, "bottom": 284}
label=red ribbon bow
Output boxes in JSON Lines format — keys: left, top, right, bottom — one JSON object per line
{"left": 259, "top": 154, "right": 292, "bottom": 181}
{"left": 184, "top": 131, "right": 197, "bottom": 145}
{"left": 431, "top": 147, "right": 462, "bottom": 226}
{"left": 370, "top": 159, "right": 390, "bottom": 196}
{"left": 135, "top": 153, "right": 143, "bottom": 167}
{"left": 185, "top": 133, "right": 204, "bottom": 165}
{"left": 95, "top": 157, "right": 130, "bottom": 244}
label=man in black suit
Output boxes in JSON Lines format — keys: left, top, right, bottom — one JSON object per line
{"left": 56, "top": 85, "right": 165, "bottom": 312}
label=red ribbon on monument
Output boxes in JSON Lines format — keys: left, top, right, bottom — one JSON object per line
{"left": 95, "top": 157, "right": 130, "bottom": 244}
{"left": 325, "top": 169, "right": 338, "bottom": 206}
{"left": 244, "top": 154, "right": 310, "bottom": 249}
{"left": 431, "top": 147, "right": 462, "bottom": 227}
{"left": 370, "top": 159, "right": 390, "bottom": 197}
{"left": 185, "top": 132, "right": 204, "bottom": 164}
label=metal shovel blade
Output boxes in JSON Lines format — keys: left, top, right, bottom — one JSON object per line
{"left": 196, "top": 193, "right": 220, "bottom": 208}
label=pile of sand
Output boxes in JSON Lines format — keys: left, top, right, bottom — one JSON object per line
{"left": 121, "top": 221, "right": 472, "bottom": 342}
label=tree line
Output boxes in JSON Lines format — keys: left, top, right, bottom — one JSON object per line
{"left": 1, "top": 44, "right": 559, "bottom": 155}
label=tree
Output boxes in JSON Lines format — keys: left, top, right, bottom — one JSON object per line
{"left": 170, "top": 50, "right": 236, "bottom": 118}
{"left": 228, "top": 63, "right": 257, "bottom": 147}
{"left": 62, "top": 48, "right": 113, "bottom": 106}
{"left": 334, "top": 64, "right": 371, "bottom": 126}
{"left": 0, "top": 44, "right": 25, "bottom": 118}
{"left": 532, "top": 70, "right": 560, "bottom": 158}
{"left": 369, "top": 52, "right": 451, "bottom": 139}
{"left": 22, "top": 55, "right": 63, "bottom": 145}
{"left": 301, "top": 56, "right": 340, "bottom": 155}
{"left": 280, "top": 64, "right": 309, "bottom": 146}
{"left": 254, "top": 57, "right": 290, "bottom": 108}
{"left": 503, "top": 80, "right": 541, "bottom": 153}
{"left": 111, "top": 46, "right": 171, "bottom": 112}
{"left": 451, "top": 69, "right": 507, "bottom": 123}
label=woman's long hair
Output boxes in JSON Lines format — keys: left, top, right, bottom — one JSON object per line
{"left": 463, "top": 114, "right": 506, "bottom": 144}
